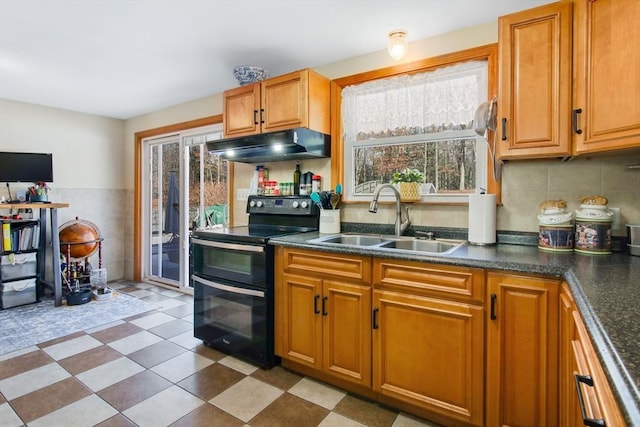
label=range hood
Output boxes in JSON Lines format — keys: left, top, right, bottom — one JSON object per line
{"left": 207, "top": 128, "right": 331, "bottom": 163}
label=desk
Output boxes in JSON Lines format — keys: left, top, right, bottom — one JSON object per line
{"left": 1, "top": 202, "right": 69, "bottom": 306}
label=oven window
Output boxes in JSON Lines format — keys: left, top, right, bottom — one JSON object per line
{"left": 207, "top": 294, "right": 257, "bottom": 339}
{"left": 203, "top": 249, "right": 252, "bottom": 275}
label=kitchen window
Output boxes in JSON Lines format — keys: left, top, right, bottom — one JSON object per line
{"left": 335, "top": 45, "right": 498, "bottom": 203}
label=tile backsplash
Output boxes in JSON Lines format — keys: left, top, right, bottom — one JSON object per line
{"left": 342, "top": 151, "right": 640, "bottom": 235}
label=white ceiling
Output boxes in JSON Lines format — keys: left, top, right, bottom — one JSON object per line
{"left": 0, "top": 0, "right": 549, "bottom": 120}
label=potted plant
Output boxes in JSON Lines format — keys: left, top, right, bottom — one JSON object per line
{"left": 28, "top": 181, "right": 50, "bottom": 202}
{"left": 391, "top": 168, "right": 424, "bottom": 202}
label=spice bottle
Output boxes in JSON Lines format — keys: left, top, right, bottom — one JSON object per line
{"left": 293, "top": 162, "right": 301, "bottom": 195}
{"left": 312, "top": 175, "right": 322, "bottom": 193}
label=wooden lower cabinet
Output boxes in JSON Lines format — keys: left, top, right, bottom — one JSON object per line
{"left": 486, "top": 272, "right": 560, "bottom": 426}
{"left": 275, "top": 247, "right": 371, "bottom": 387}
{"left": 372, "top": 289, "right": 484, "bottom": 426}
{"left": 559, "top": 283, "right": 626, "bottom": 426}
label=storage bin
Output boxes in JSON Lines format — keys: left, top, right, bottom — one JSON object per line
{"left": 1, "top": 252, "right": 37, "bottom": 281}
{"left": 1, "top": 278, "right": 37, "bottom": 309}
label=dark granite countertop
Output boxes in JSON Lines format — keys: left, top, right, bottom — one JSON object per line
{"left": 270, "top": 228, "right": 640, "bottom": 424}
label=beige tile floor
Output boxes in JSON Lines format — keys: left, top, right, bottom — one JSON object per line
{"left": 0, "top": 281, "right": 440, "bottom": 427}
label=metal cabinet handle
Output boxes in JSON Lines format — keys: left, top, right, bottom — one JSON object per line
{"left": 490, "top": 293, "right": 497, "bottom": 320}
{"left": 501, "top": 118, "right": 507, "bottom": 141}
{"left": 253, "top": 109, "right": 259, "bottom": 125}
{"left": 372, "top": 307, "right": 379, "bottom": 329}
{"left": 314, "top": 295, "right": 320, "bottom": 314}
{"left": 322, "top": 296, "right": 328, "bottom": 316}
{"left": 260, "top": 108, "right": 265, "bottom": 124}
{"left": 573, "top": 108, "right": 583, "bottom": 134}
{"left": 574, "top": 374, "right": 607, "bottom": 427}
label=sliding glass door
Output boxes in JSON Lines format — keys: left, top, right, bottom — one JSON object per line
{"left": 142, "top": 124, "right": 226, "bottom": 290}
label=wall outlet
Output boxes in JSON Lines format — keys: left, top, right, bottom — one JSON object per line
{"left": 610, "top": 207, "right": 621, "bottom": 230}
{"left": 237, "top": 188, "right": 250, "bottom": 201}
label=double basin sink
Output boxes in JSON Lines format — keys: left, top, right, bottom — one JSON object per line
{"left": 307, "top": 233, "right": 466, "bottom": 255}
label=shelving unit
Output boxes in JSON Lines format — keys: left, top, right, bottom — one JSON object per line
{"left": 0, "top": 202, "right": 69, "bottom": 307}
{"left": 1, "top": 218, "right": 41, "bottom": 308}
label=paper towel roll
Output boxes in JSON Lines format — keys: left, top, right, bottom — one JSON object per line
{"left": 468, "top": 193, "right": 496, "bottom": 245}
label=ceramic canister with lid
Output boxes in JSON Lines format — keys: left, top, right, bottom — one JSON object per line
{"left": 574, "top": 197, "right": 613, "bottom": 254}
{"left": 537, "top": 200, "right": 574, "bottom": 252}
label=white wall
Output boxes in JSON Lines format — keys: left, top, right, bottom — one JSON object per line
{"left": 0, "top": 98, "right": 128, "bottom": 280}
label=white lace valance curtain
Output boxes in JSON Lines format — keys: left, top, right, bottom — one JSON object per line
{"left": 341, "top": 60, "right": 488, "bottom": 141}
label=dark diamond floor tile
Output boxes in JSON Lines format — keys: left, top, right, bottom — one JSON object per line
{"left": 95, "top": 413, "right": 138, "bottom": 427}
{"left": 37, "top": 331, "right": 86, "bottom": 349}
{"left": 115, "top": 286, "right": 140, "bottom": 294}
{"left": 191, "top": 344, "right": 227, "bottom": 361}
{"left": 148, "top": 319, "right": 192, "bottom": 339}
{"left": 177, "top": 363, "right": 245, "bottom": 401}
{"left": 250, "top": 365, "right": 303, "bottom": 391}
{"left": 0, "top": 393, "right": 5, "bottom": 404}
{"left": 90, "top": 322, "right": 144, "bottom": 343}
{"left": 249, "top": 392, "right": 329, "bottom": 427}
{"left": 97, "top": 369, "right": 172, "bottom": 412}
{"left": 334, "top": 393, "right": 399, "bottom": 427}
{"left": 0, "top": 349, "right": 52, "bottom": 380}
{"left": 127, "top": 340, "right": 187, "bottom": 368}
{"left": 169, "top": 402, "right": 244, "bottom": 427}
{"left": 57, "top": 344, "right": 122, "bottom": 375}
{"left": 10, "top": 377, "right": 92, "bottom": 423}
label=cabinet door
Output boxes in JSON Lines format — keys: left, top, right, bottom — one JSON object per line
{"left": 261, "top": 70, "right": 308, "bottom": 132}
{"left": 223, "top": 83, "right": 261, "bottom": 137}
{"left": 276, "top": 272, "right": 323, "bottom": 370}
{"left": 573, "top": 0, "right": 640, "bottom": 154}
{"left": 322, "top": 280, "right": 371, "bottom": 387}
{"left": 559, "top": 284, "right": 626, "bottom": 427}
{"left": 498, "top": 1, "right": 573, "bottom": 159}
{"left": 486, "top": 272, "right": 560, "bottom": 427}
{"left": 373, "top": 290, "right": 484, "bottom": 426}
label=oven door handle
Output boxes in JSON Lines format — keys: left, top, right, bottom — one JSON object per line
{"left": 192, "top": 275, "right": 265, "bottom": 298}
{"left": 192, "top": 238, "right": 265, "bottom": 253}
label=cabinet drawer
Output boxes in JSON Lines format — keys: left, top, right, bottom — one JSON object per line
{"left": 282, "top": 248, "right": 371, "bottom": 282}
{"left": 1, "top": 252, "right": 37, "bottom": 281}
{"left": 374, "top": 258, "right": 485, "bottom": 304}
{"left": 1, "top": 278, "right": 37, "bottom": 309}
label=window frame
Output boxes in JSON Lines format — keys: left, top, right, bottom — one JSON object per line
{"left": 330, "top": 44, "right": 499, "bottom": 206}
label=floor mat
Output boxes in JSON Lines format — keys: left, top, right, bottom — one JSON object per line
{"left": 0, "top": 291, "right": 157, "bottom": 356}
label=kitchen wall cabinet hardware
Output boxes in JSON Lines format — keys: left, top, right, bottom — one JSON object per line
{"left": 559, "top": 283, "right": 625, "bottom": 427}
{"left": 498, "top": 1, "right": 573, "bottom": 159}
{"left": 372, "top": 258, "right": 485, "bottom": 426}
{"left": 223, "top": 68, "right": 330, "bottom": 138}
{"left": 275, "top": 247, "right": 372, "bottom": 387}
{"left": 498, "top": 0, "right": 640, "bottom": 160}
{"left": 486, "top": 272, "right": 560, "bottom": 426}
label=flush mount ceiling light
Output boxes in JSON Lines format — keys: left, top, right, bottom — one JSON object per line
{"left": 388, "top": 30, "right": 408, "bottom": 60}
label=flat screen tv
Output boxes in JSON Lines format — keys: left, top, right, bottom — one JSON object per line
{"left": 0, "top": 151, "right": 54, "bottom": 183}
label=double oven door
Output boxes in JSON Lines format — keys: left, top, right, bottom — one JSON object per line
{"left": 192, "top": 237, "right": 276, "bottom": 367}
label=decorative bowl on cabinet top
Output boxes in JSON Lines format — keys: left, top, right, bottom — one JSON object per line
{"left": 233, "top": 65, "right": 267, "bottom": 86}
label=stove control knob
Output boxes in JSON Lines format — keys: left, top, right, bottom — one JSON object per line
{"left": 256, "top": 200, "right": 263, "bottom": 208}
{"left": 300, "top": 200, "right": 309, "bottom": 209}
{"left": 249, "top": 200, "right": 256, "bottom": 208}
{"left": 292, "top": 201, "right": 300, "bottom": 208}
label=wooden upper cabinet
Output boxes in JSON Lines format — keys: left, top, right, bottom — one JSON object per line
{"left": 223, "top": 68, "right": 330, "bottom": 138}
{"left": 498, "top": 1, "right": 573, "bottom": 159}
{"left": 573, "top": 0, "right": 640, "bottom": 154}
